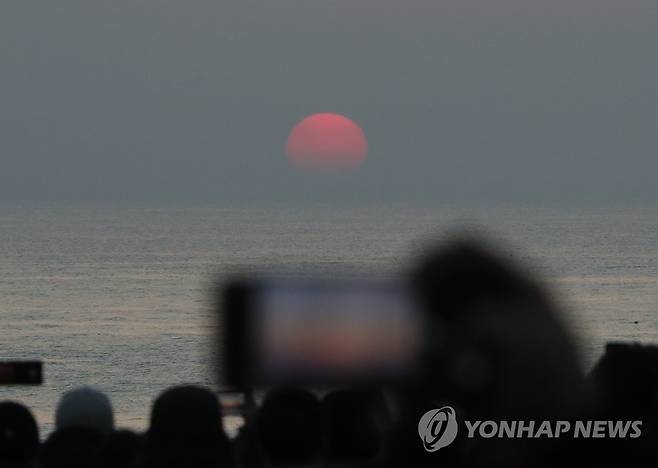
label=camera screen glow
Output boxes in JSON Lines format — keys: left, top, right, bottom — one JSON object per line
{"left": 254, "top": 281, "right": 422, "bottom": 383}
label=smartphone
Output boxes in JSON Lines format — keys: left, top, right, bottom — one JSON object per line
{"left": 0, "top": 361, "right": 43, "bottom": 385}
{"left": 217, "top": 390, "right": 248, "bottom": 416}
{"left": 220, "top": 277, "right": 425, "bottom": 387}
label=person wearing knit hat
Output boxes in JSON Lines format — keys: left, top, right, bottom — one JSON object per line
{"left": 55, "top": 386, "right": 114, "bottom": 436}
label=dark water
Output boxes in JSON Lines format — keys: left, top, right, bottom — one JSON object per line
{"left": 1, "top": 202, "right": 657, "bottom": 434}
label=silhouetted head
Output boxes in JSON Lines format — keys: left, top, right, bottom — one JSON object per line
{"left": 55, "top": 386, "right": 114, "bottom": 436}
{"left": 411, "top": 239, "right": 584, "bottom": 419}
{"left": 0, "top": 401, "right": 39, "bottom": 466}
{"left": 96, "top": 430, "right": 141, "bottom": 468}
{"left": 397, "top": 238, "right": 587, "bottom": 468}
{"left": 322, "top": 389, "right": 382, "bottom": 464}
{"left": 413, "top": 239, "right": 547, "bottom": 324}
{"left": 146, "top": 385, "right": 231, "bottom": 457}
{"left": 257, "top": 387, "right": 323, "bottom": 466}
{"left": 40, "top": 427, "right": 104, "bottom": 468}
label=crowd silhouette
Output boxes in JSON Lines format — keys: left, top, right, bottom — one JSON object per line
{"left": 1, "top": 240, "right": 656, "bottom": 467}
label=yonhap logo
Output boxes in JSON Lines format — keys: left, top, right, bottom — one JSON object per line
{"left": 417, "top": 404, "right": 643, "bottom": 454}
{"left": 418, "top": 406, "right": 459, "bottom": 452}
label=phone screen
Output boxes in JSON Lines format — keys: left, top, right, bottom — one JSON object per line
{"left": 0, "top": 361, "right": 43, "bottom": 385}
{"left": 251, "top": 279, "right": 423, "bottom": 384}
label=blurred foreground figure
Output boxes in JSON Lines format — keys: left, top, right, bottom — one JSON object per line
{"left": 40, "top": 427, "right": 104, "bottom": 468}
{"left": 257, "top": 388, "right": 323, "bottom": 467}
{"left": 322, "top": 389, "right": 384, "bottom": 467}
{"left": 135, "top": 385, "right": 233, "bottom": 468}
{"left": 41, "top": 386, "right": 113, "bottom": 468}
{"left": 388, "top": 239, "right": 587, "bottom": 468}
{"left": 96, "top": 429, "right": 141, "bottom": 468}
{"left": 55, "top": 386, "right": 114, "bottom": 435}
{"left": 0, "top": 401, "right": 39, "bottom": 468}
{"left": 588, "top": 343, "right": 658, "bottom": 467}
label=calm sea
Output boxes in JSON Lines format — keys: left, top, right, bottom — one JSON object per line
{"left": 1, "top": 202, "right": 657, "bottom": 435}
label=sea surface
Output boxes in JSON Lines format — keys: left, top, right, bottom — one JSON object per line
{"left": 1, "top": 202, "right": 657, "bottom": 435}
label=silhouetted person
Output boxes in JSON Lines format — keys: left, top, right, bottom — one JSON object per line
{"left": 387, "top": 238, "right": 587, "bottom": 468}
{"left": 587, "top": 342, "right": 658, "bottom": 467}
{"left": 413, "top": 239, "right": 584, "bottom": 413}
{"left": 134, "top": 385, "right": 233, "bottom": 468}
{"left": 56, "top": 387, "right": 114, "bottom": 436}
{"left": 0, "top": 401, "right": 40, "bottom": 468}
{"left": 255, "top": 387, "right": 324, "bottom": 467}
{"left": 96, "top": 430, "right": 141, "bottom": 468}
{"left": 322, "top": 389, "right": 383, "bottom": 467}
{"left": 40, "top": 427, "right": 104, "bottom": 468}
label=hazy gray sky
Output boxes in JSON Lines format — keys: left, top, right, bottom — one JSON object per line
{"left": 1, "top": 1, "right": 657, "bottom": 202}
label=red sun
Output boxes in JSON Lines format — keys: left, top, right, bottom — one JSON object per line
{"left": 286, "top": 113, "right": 368, "bottom": 170}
